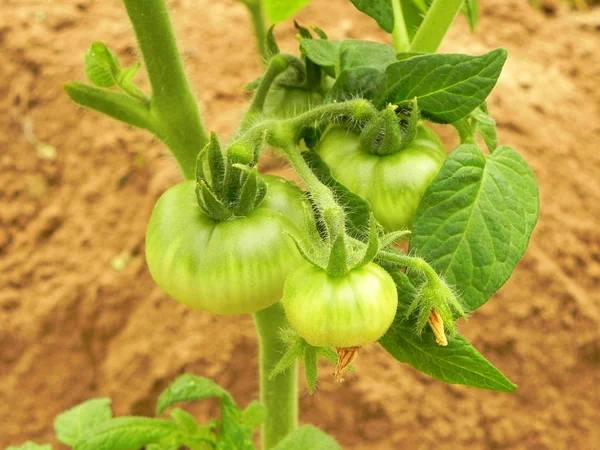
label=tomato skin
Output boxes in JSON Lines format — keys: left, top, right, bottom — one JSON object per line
{"left": 282, "top": 261, "right": 398, "bottom": 347}
{"left": 264, "top": 87, "right": 323, "bottom": 118}
{"left": 145, "top": 175, "right": 305, "bottom": 315}
{"left": 316, "top": 124, "right": 446, "bottom": 231}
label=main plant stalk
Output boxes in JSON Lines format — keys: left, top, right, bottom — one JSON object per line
{"left": 254, "top": 303, "right": 299, "bottom": 449}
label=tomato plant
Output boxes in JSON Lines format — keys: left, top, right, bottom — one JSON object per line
{"left": 12, "top": 0, "right": 540, "bottom": 449}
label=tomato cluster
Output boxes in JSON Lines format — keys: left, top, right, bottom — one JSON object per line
{"left": 145, "top": 85, "right": 445, "bottom": 354}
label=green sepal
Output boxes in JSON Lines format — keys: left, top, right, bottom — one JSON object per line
{"left": 206, "top": 133, "right": 225, "bottom": 195}
{"left": 266, "top": 25, "right": 280, "bottom": 60}
{"left": 199, "top": 181, "right": 232, "bottom": 221}
{"left": 255, "top": 176, "right": 268, "bottom": 207}
{"left": 359, "top": 106, "right": 403, "bottom": 156}
{"left": 356, "top": 213, "right": 379, "bottom": 267}
{"left": 311, "top": 26, "right": 328, "bottom": 40}
{"left": 285, "top": 232, "right": 325, "bottom": 268}
{"left": 406, "top": 273, "right": 467, "bottom": 336}
{"left": 269, "top": 330, "right": 305, "bottom": 380}
{"left": 398, "top": 98, "right": 420, "bottom": 150}
{"left": 326, "top": 233, "right": 348, "bottom": 277}
{"left": 233, "top": 169, "right": 259, "bottom": 217}
{"left": 294, "top": 20, "right": 313, "bottom": 39}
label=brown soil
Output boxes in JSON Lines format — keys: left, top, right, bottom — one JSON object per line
{"left": 1, "top": 0, "right": 599, "bottom": 449}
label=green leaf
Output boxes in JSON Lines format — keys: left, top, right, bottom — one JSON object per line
{"left": 379, "top": 307, "right": 517, "bottom": 392}
{"left": 327, "top": 68, "right": 383, "bottom": 102}
{"left": 377, "top": 49, "right": 508, "bottom": 123}
{"left": 300, "top": 39, "right": 396, "bottom": 77}
{"left": 216, "top": 401, "right": 255, "bottom": 450}
{"left": 64, "top": 82, "right": 156, "bottom": 133}
{"left": 73, "top": 417, "right": 179, "bottom": 450}
{"left": 303, "top": 150, "right": 371, "bottom": 238}
{"left": 411, "top": 145, "right": 539, "bottom": 311}
{"left": 241, "top": 401, "right": 266, "bottom": 429}
{"left": 170, "top": 408, "right": 200, "bottom": 435}
{"left": 6, "top": 443, "right": 52, "bottom": 450}
{"left": 264, "top": 0, "right": 312, "bottom": 23}
{"left": 273, "top": 425, "right": 341, "bottom": 450}
{"left": 84, "top": 42, "right": 121, "bottom": 88}
{"left": 156, "top": 374, "right": 233, "bottom": 415}
{"left": 348, "top": 0, "right": 394, "bottom": 33}
{"left": 54, "top": 398, "right": 113, "bottom": 446}
{"left": 348, "top": 0, "right": 424, "bottom": 37}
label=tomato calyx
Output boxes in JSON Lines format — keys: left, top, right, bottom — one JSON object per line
{"left": 269, "top": 329, "right": 357, "bottom": 394}
{"left": 288, "top": 206, "right": 410, "bottom": 278}
{"left": 195, "top": 132, "right": 267, "bottom": 221}
{"left": 359, "top": 101, "right": 420, "bottom": 156}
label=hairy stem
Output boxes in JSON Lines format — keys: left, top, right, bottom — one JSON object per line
{"left": 410, "top": 0, "right": 464, "bottom": 53}
{"left": 391, "top": 0, "right": 411, "bottom": 53}
{"left": 123, "top": 0, "right": 209, "bottom": 179}
{"left": 241, "top": 54, "right": 303, "bottom": 130}
{"left": 254, "top": 303, "right": 298, "bottom": 449}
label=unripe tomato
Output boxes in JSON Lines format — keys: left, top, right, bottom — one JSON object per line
{"left": 145, "top": 175, "right": 305, "bottom": 315}
{"left": 316, "top": 124, "right": 446, "bottom": 231}
{"left": 282, "top": 261, "right": 398, "bottom": 347}
{"left": 264, "top": 86, "right": 323, "bottom": 118}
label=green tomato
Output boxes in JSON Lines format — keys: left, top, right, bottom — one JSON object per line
{"left": 264, "top": 87, "right": 323, "bottom": 118}
{"left": 316, "top": 124, "right": 446, "bottom": 231}
{"left": 282, "top": 261, "right": 398, "bottom": 348}
{"left": 145, "top": 175, "right": 305, "bottom": 315}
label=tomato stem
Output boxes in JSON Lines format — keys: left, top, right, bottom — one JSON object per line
{"left": 239, "top": 0, "right": 269, "bottom": 64}
{"left": 254, "top": 303, "right": 298, "bottom": 449}
{"left": 391, "top": 0, "right": 411, "bottom": 53}
{"left": 410, "top": 0, "right": 464, "bottom": 53}
{"left": 241, "top": 54, "right": 304, "bottom": 130}
{"left": 122, "top": 0, "right": 209, "bottom": 179}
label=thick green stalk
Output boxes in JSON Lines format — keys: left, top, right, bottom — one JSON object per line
{"left": 391, "top": 0, "right": 410, "bottom": 53}
{"left": 254, "top": 303, "right": 298, "bottom": 449}
{"left": 123, "top": 0, "right": 209, "bottom": 179}
{"left": 410, "top": 0, "right": 464, "bottom": 53}
{"left": 242, "top": 0, "right": 269, "bottom": 62}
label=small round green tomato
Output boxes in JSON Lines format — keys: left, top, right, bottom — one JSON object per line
{"left": 282, "top": 261, "right": 398, "bottom": 348}
{"left": 316, "top": 124, "right": 446, "bottom": 231}
{"left": 264, "top": 87, "right": 323, "bottom": 118}
{"left": 145, "top": 175, "right": 305, "bottom": 315}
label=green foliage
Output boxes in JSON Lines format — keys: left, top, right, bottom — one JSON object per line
{"left": 84, "top": 42, "right": 147, "bottom": 101}
{"left": 6, "top": 443, "right": 52, "bottom": 450}
{"left": 264, "top": 0, "right": 312, "bottom": 22}
{"left": 380, "top": 270, "right": 517, "bottom": 391}
{"left": 54, "top": 398, "right": 112, "bottom": 446}
{"left": 377, "top": 49, "right": 508, "bottom": 123}
{"left": 272, "top": 426, "right": 341, "bottom": 450}
{"left": 411, "top": 145, "right": 539, "bottom": 311}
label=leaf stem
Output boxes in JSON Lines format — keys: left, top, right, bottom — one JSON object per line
{"left": 122, "top": 0, "right": 209, "bottom": 179}
{"left": 241, "top": 0, "right": 269, "bottom": 63}
{"left": 410, "top": 0, "right": 464, "bottom": 53}
{"left": 254, "top": 303, "right": 298, "bottom": 449}
{"left": 391, "top": 0, "right": 411, "bottom": 53}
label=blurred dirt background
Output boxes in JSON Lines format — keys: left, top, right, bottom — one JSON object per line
{"left": 1, "top": 0, "right": 600, "bottom": 448}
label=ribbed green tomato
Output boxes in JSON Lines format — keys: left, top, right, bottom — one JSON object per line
{"left": 145, "top": 175, "right": 305, "bottom": 315}
{"left": 316, "top": 124, "right": 446, "bottom": 231}
{"left": 264, "top": 87, "right": 323, "bottom": 118}
{"left": 282, "top": 261, "right": 398, "bottom": 348}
